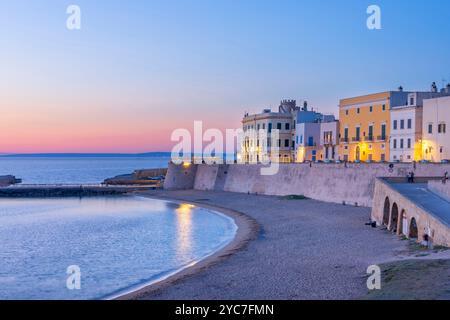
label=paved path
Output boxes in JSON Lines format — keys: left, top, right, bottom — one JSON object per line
{"left": 135, "top": 190, "right": 408, "bottom": 300}
{"left": 389, "top": 183, "right": 450, "bottom": 227}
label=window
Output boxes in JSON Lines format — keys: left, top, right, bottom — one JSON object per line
{"left": 428, "top": 123, "right": 433, "bottom": 134}
{"left": 357, "top": 108, "right": 360, "bottom": 114}
{"left": 257, "top": 124, "right": 260, "bottom": 131}
{"left": 345, "top": 110, "right": 349, "bottom": 116}
{"left": 356, "top": 127, "right": 361, "bottom": 141}
{"left": 400, "top": 120, "right": 405, "bottom": 130}
{"left": 268, "top": 123, "right": 272, "bottom": 133}
{"left": 284, "top": 139, "right": 289, "bottom": 148}
{"left": 407, "top": 119, "right": 412, "bottom": 129}
{"left": 370, "top": 106, "right": 373, "bottom": 112}
{"left": 344, "top": 128, "right": 349, "bottom": 141}
{"left": 400, "top": 139, "right": 404, "bottom": 149}
{"left": 368, "top": 125, "right": 373, "bottom": 140}
{"left": 438, "top": 123, "right": 446, "bottom": 134}
{"left": 300, "top": 135, "right": 303, "bottom": 144}
{"left": 296, "top": 136, "right": 298, "bottom": 144}
{"left": 393, "top": 120, "right": 398, "bottom": 130}
{"left": 277, "top": 123, "right": 282, "bottom": 130}
{"left": 382, "top": 104, "right": 386, "bottom": 111}
{"left": 308, "top": 137, "right": 314, "bottom": 147}
{"left": 441, "top": 146, "right": 444, "bottom": 154}
{"left": 381, "top": 124, "right": 386, "bottom": 140}
{"left": 262, "top": 123, "right": 266, "bottom": 130}
{"left": 277, "top": 139, "right": 281, "bottom": 147}
{"left": 407, "top": 139, "right": 411, "bottom": 149}
{"left": 285, "top": 123, "right": 290, "bottom": 130}
{"left": 410, "top": 97, "right": 414, "bottom": 106}
{"left": 393, "top": 139, "right": 397, "bottom": 149}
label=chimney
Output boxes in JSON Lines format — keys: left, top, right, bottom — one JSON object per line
{"left": 431, "top": 82, "right": 438, "bottom": 93}
{"left": 398, "top": 86, "right": 403, "bottom": 92}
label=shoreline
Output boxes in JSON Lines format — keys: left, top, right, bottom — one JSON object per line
{"left": 115, "top": 193, "right": 260, "bottom": 300}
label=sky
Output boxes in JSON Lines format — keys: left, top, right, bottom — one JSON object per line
{"left": 1, "top": 0, "right": 450, "bottom": 153}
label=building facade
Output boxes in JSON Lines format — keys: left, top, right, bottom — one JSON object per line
{"left": 241, "top": 100, "right": 336, "bottom": 163}
{"left": 339, "top": 92, "right": 395, "bottom": 162}
{"left": 422, "top": 95, "right": 450, "bottom": 162}
{"left": 241, "top": 100, "right": 296, "bottom": 163}
{"left": 320, "top": 120, "right": 340, "bottom": 162}
{"left": 390, "top": 90, "right": 450, "bottom": 162}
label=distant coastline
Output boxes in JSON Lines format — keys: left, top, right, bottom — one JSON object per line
{"left": 0, "top": 152, "right": 171, "bottom": 158}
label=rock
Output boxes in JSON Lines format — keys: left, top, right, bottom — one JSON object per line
{"left": 103, "top": 168, "right": 167, "bottom": 186}
{"left": 0, "top": 175, "right": 22, "bottom": 187}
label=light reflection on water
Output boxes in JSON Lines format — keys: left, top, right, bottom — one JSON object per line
{"left": 0, "top": 196, "right": 237, "bottom": 300}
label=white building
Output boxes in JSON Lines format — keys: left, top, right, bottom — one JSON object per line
{"left": 240, "top": 100, "right": 296, "bottom": 163}
{"left": 320, "top": 120, "right": 340, "bottom": 162}
{"left": 422, "top": 95, "right": 450, "bottom": 162}
{"left": 390, "top": 87, "right": 450, "bottom": 162}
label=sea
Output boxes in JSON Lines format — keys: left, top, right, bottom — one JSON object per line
{"left": 0, "top": 153, "right": 171, "bottom": 184}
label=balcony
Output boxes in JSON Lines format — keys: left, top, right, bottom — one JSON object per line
{"left": 377, "top": 135, "right": 387, "bottom": 141}
{"left": 364, "top": 136, "right": 374, "bottom": 142}
{"left": 352, "top": 137, "right": 361, "bottom": 142}
{"left": 340, "top": 137, "right": 349, "bottom": 143}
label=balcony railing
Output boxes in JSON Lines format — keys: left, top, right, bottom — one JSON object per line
{"left": 352, "top": 137, "right": 361, "bottom": 142}
{"left": 340, "top": 138, "right": 349, "bottom": 143}
{"left": 377, "top": 135, "right": 387, "bottom": 141}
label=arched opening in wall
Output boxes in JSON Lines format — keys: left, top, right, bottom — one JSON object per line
{"left": 356, "top": 146, "right": 361, "bottom": 161}
{"left": 409, "top": 218, "right": 418, "bottom": 239}
{"left": 399, "top": 209, "right": 407, "bottom": 236}
{"left": 389, "top": 203, "right": 399, "bottom": 233}
{"left": 383, "top": 197, "right": 390, "bottom": 226}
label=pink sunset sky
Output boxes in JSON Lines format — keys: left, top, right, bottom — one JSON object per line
{"left": 3, "top": 1, "right": 448, "bottom": 153}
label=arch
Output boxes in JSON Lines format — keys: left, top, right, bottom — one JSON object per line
{"left": 409, "top": 218, "right": 418, "bottom": 239}
{"left": 389, "top": 203, "right": 399, "bottom": 233}
{"left": 382, "top": 197, "right": 390, "bottom": 226}
{"left": 355, "top": 146, "right": 361, "bottom": 161}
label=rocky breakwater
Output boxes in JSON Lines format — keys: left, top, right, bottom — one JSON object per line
{"left": 0, "top": 175, "right": 22, "bottom": 187}
{"left": 104, "top": 168, "right": 167, "bottom": 186}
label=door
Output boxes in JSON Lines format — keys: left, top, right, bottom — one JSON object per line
{"left": 356, "top": 146, "right": 361, "bottom": 161}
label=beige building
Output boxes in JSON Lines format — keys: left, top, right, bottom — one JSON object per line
{"left": 241, "top": 100, "right": 296, "bottom": 163}
{"left": 422, "top": 94, "right": 450, "bottom": 162}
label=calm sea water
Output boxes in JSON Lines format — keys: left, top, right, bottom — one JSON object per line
{"left": 0, "top": 156, "right": 170, "bottom": 184}
{"left": 0, "top": 196, "right": 237, "bottom": 300}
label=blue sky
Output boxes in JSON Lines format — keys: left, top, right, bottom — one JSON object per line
{"left": 1, "top": 0, "right": 450, "bottom": 152}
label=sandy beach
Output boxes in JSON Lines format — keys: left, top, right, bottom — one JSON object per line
{"left": 118, "top": 189, "right": 428, "bottom": 300}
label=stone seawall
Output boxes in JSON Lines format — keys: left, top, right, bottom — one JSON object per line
{"left": 165, "top": 162, "right": 450, "bottom": 207}
{"left": 0, "top": 186, "right": 151, "bottom": 198}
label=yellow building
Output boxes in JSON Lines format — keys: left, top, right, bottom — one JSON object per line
{"left": 339, "top": 92, "right": 392, "bottom": 162}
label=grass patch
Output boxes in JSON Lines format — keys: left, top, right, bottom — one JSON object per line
{"left": 365, "top": 259, "right": 450, "bottom": 300}
{"left": 282, "top": 195, "right": 309, "bottom": 200}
